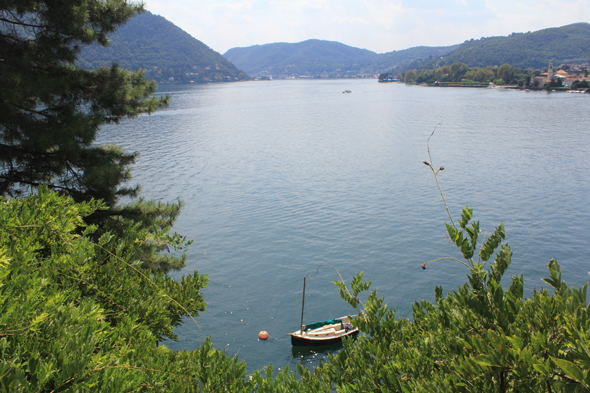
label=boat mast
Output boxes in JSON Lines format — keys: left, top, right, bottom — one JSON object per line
{"left": 300, "top": 276, "right": 306, "bottom": 333}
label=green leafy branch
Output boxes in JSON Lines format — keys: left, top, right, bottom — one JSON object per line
{"left": 421, "top": 121, "right": 507, "bottom": 282}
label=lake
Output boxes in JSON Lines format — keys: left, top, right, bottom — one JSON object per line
{"left": 97, "top": 79, "right": 590, "bottom": 374}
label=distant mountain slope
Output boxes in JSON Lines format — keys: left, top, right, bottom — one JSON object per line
{"left": 370, "top": 45, "right": 460, "bottom": 72}
{"left": 224, "top": 39, "right": 379, "bottom": 77}
{"left": 396, "top": 22, "right": 590, "bottom": 73}
{"left": 443, "top": 23, "right": 590, "bottom": 69}
{"left": 77, "top": 11, "right": 248, "bottom": 83}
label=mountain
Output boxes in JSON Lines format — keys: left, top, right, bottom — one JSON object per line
{"left": 223, "top": 39, "right": 379, "bottom": 78}
{"left": 77, "top": 11, "right": 249, "bottom": 83}
{"left": 445, "top": 23, "right": 590, "bottom": 69}
{"left": 395, "top": 22, "right": 590, "bottom": 74}
{"left": 370, "top": 45, "right": 460, "bottom": 72}
{"left": 224, "top": 23, "right": 590, "bottom": 79}
{"left": 78, "top": 15, "right": 590, "bottom": 83}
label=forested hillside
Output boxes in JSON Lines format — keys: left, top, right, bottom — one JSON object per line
{"left": 224, "top": 22, "right": 590, "bottom": 78}
{"left": 370, "top": 44, "right": 460, "bottom": 72}
{"left": 78, "top": 11, "right": 249, "bottom": 83}
{"left": 395, "top": 22, "right": 590, "bottom": 74}
{"left": 223, "top": 39, "right": 378, "bottom": 78}
{"left": 78, "top": 17, "right": 590, "bottom": 82}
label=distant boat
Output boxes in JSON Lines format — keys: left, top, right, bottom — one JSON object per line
{"left": 342, "top": 90, "right": 352, "bottom": 94}
{"left": 287, "top": 277, "right": 359, "bottom": 346}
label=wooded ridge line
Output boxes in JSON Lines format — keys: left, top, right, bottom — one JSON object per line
{"left": 77, "top": 12, "right": 590, "bottom": 82}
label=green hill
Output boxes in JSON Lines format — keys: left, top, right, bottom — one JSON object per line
{"left": 445, "top": 22, "right": 590, "bottom": 69}
{"left": 223, "top": 39, "right": 379, "bottom": 78}
{"left": 369, "top": 45, "right": 460, "bottom": 72}
{"left": 77, "top": 11, "right": 249, "bottom": 83}
{"left": 225, "top": 23, "right": 590, "bottom": 79}
{"left": 396, "top": 22, "right": 590, "bottom": 73}
{"left": 78, "top": 16, "right": 590, "bottom": 81}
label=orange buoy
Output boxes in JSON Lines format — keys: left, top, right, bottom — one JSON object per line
{"left": 259, "top": 331, "right": 269, "bottom": 340}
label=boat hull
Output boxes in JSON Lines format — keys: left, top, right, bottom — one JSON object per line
{"left": 290, "top": 329, "right": 359, "bottom": 346}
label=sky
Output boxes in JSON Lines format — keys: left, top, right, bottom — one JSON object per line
{"left": 144, "top": 0, "right": 590, "bottom": 54}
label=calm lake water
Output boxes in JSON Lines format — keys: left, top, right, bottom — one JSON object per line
{"left": 98, "top": 79, "right": 590, "bottom": 374}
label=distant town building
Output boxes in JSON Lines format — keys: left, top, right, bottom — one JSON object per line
{"left": 530, "top": 60, "right": 588, "bottom": 88}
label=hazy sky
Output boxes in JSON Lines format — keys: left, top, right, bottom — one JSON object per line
{"left": 144, "top": 0, "right": 590, "bottom": 54}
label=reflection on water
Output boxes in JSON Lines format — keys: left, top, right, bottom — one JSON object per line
{"left": 288, "top": 341, "right": 350, "bottom": 371}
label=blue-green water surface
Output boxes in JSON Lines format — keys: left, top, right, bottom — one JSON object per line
{"left": 98, "top": 79, "right": 590, "bottom": 374}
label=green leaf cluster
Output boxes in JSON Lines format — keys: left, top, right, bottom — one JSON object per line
{"left": 2, "top": 188, "right": 590, "bottom": 392}
{"left": 307, "top": 207, "right": 590, "bottom": 392}
{"left": 0, "top": 187, "right": 260, "bottom": 391}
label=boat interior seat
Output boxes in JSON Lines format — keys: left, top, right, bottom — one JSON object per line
{"left": 307, "top": 328, "right": 335, "bottom": 336}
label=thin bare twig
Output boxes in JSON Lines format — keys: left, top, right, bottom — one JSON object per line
{"left": 425, "top": 117, "right": 456, "bottom": 231}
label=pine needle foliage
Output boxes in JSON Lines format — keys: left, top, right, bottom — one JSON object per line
{"left": 0, "top": 0, "right": 186, "bottom": 272}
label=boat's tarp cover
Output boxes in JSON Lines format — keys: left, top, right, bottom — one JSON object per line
{"left": 304, "top": 319, "right": 342, "bottom": 331}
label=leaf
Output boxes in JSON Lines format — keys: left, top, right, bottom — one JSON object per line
{"left": 553, "top": 358, "right": 586, "bottom": 385}
{"left": 507, "top": 336, "right": 523, "bottom": 350}
{"left": 490, "top": 244, "right": 512, "bottom": 282}
{"left": 0, "top": 261, "right": 10, "bottom": 284}
{"left": 473, "top": 355, "right": 495, "bottom": 367}
{"left": 459, "top": 206, "right": 473, "bottom": 229}
{"left": 30, "top": 312, "right": 49, "bottom": 332}
{"left": 541, "top": 260, "right": 564, "bottom": 292}
{"left": 480, "top": 222, "right": 505, "bottom": 261}
{"left": 532, "top": 362, "right": 551, "bottom": 376}
{"left": 446, "top": 223, "right": 456, "bottom": 240}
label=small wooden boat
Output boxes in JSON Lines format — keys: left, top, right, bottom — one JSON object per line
{"left": 287, "top": 315, "right": 359, "bottom": 346}
{"left": 287, "top": 277, "right": 359, "bottom": 346}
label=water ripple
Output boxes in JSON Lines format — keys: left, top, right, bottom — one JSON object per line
{"left": 98, "top": 80, "right": 590, "bottom": 374}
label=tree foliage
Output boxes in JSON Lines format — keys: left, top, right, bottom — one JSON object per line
{"left": 571, "top": 80, "right": 590, "bottom": 90}
{"left": 404, "top": 70, "right": 417, "bottom": 83}
{"left": 0, "top": 187, "right": 239, "bottom": 392}
{"left": 403, "top": 61, "right": 552, "bottom": 86}
{"left": 465, "top": 67, "right": 496, "bottom": 82}
{"left": 0, "top": 0, "right": 188, "bottom": 272}
{"left": 5, "top": 188, "right": 588, "bottom": 392}
{"left": 323, "top": 206, "right": 590, "bottom": 392}
{"left": 497, "top": 63, "right": 514, "bottom": 84}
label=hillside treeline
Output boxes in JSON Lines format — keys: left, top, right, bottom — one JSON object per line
{"left": 384, "top": 61, "right": 589, "bottom": 90}
{"left": 226, "top": 23, "right": 590, "bottom": 79}
{"left": 78, "top": 11, "right": 249, "bottom": 83}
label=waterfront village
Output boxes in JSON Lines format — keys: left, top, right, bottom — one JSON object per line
{"left": 530, "top": 61, "right": 588, "bottom": 88}
{"left": 378, "top": 61, "right": 590, "bottom": 91}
